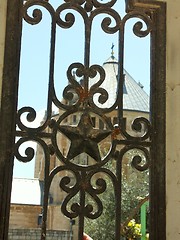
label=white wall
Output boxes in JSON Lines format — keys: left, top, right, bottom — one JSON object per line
{"left": 0, "top": 0, "right": 7, "bottom": 103}
{"left": 165, "top": 0, "right": 180, "bottom": 239}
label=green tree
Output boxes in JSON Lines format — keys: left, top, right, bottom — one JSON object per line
{"left": 85, "top": 171, "right": 116, "bottom": 240}
{"left": 84, "top": 155, "right": 149, "bottom": 240}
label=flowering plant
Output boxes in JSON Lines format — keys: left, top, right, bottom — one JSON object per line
{"left": 122, "top": 219, "right": 142, "bottom": 239}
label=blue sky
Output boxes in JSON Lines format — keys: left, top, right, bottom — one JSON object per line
{"left": 13, "top": 0, "right": 150, "bottom": 178}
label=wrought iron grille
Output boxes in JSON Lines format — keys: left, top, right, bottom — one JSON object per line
{"left": 0, "top": 0, "right": 166, "bottom": 240}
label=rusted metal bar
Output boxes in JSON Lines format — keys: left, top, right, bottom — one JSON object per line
{"left": 0, "top": 0, "right": 22, "bottom": 239}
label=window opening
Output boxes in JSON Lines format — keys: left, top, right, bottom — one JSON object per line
{"left": 72, "top": 115, "right": 77, "bottom": 124}
{"left": 99, "top": 119, "right": 104, "bottom": 130}
{"left": 91, "top": 117, "right": 96, "bottom": 128}
{"left": 0, "top": 0, "right": 166, "bottom": 240}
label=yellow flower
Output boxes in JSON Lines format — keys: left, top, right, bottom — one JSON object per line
{"left": 135, "top": 223, "right": 141, "bottom": 228}
{"left": 124, "top": 219, "right": 142, "bottom": 239}
{"left": 128, "top": 219, "right": 135, "bottom": 227}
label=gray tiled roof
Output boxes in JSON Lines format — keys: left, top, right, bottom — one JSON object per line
{"left": 90, "top": 56, "right": 149, "bottom": 112}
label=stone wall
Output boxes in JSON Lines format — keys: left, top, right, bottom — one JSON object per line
{"left": 10, "top": 205, "right": 41, "bottom": 229}
{"left": 8, "top": 229, "right": 71, "bottom": 240}
{"left": 165, "top": 0, "right": 180, "bottom": 239}
{"left": 10, "top": 204, "right": 71, "bottom": 232}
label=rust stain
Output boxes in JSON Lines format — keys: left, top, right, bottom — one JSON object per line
{"left": 111, "top": 127, "right": 120, "bottom": 140}
{"left": 78, "top": 87, "right": 89, "bottom": 103}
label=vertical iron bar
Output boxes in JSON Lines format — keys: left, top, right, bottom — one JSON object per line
{"left": 78, "top": 173, "right": 86, "bottom": 240}
{"left": 117, "top": 25, "right": 125, "bottom": 128}
{"left": 41, "top": 154, "right": 50, "bottom": 240}
{"left": 47, "top": 12, "right": 56, "bottom": 119}
{"left": 150, "top": 3, "right": 166, "bottom": 240}
{"left": 84, "top": 18, "right": 91, "bottom": 93}
{"left": 0, "top": 0, "right": 22, "bottom": 239}
{"left": 115, "top": 155, "right": 122, "bottom": 240}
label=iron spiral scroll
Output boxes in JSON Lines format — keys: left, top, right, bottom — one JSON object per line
{"left": 15, "top": 0, "right": 153, "bottom": 239}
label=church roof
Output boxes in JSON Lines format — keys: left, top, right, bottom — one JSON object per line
{"left": 90, "top": 56, "right": 149, "bottom": 112}
{"left": 11, "top": 178, "right": 41, "bottom": 205}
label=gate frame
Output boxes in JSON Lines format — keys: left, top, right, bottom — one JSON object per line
{"left": 0, "top": 0, "right": 22, "bottom": 238}
{"left": 0, "top": 0, "right": 166, "bottom": 239}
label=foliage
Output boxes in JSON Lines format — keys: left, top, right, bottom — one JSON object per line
{"left": 84, "top": 153, "right": 149, "bottom": 240}
{"left": 84, "top": 172, "right": 116, "bottom": 240}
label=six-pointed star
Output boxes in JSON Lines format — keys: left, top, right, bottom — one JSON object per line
{"left": 59, "top": 113, "right": 111, "bottom": 162}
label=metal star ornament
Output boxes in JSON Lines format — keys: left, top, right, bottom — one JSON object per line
{"left": 59, "top": 112, "right": 111, "bottom": 162}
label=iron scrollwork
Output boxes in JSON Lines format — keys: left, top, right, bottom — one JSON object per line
{"left": 14, "top": 0, "right": 161, "bottom": 239}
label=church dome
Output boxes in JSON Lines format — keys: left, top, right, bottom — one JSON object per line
{"left": 90, "top": 56, "right": 149, "bottom": 112}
